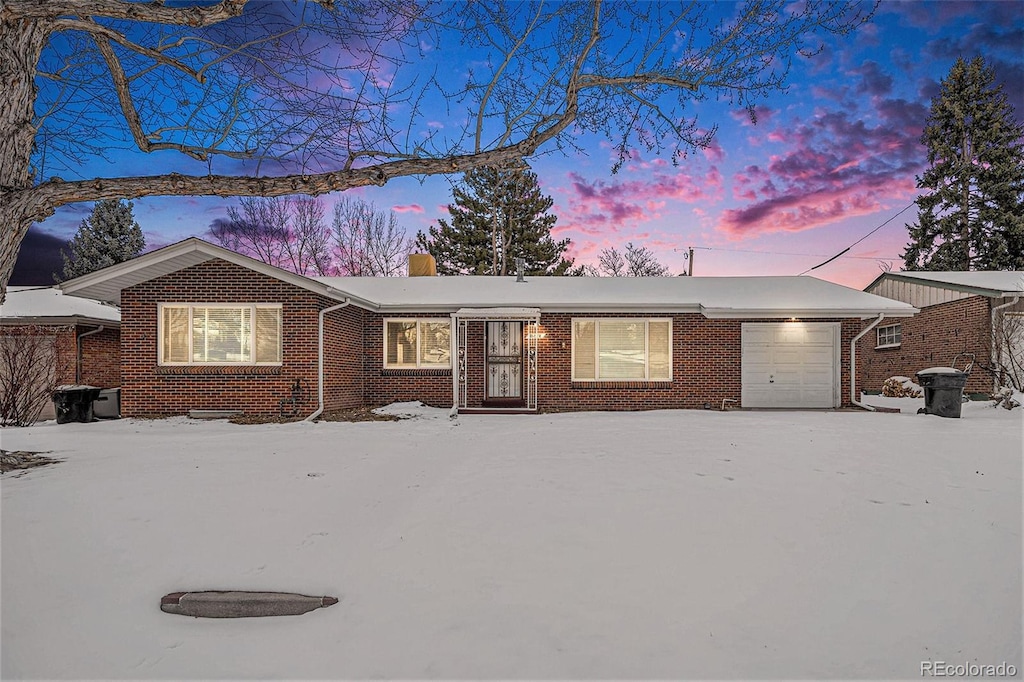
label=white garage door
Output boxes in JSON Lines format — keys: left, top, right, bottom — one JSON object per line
{"left": 742, "top": 322, "right": 839, "bottom": 408}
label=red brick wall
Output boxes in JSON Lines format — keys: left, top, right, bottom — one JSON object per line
{"left": 363, "top": 313, "right": 454, "bottom": 408}
{"left": 538, "top": 314, "right": 859, "bottom": 411}
{"left": 858, "top": 296, "right": 992, "bottom": 395}
{"left": 78, "top": 326, "right": 121, "bottom": 388}
{"left": 118, "top": 261, "right": 867, "bottom": 415}
{"left": 0, "top": 323, "right": 75, "bottom": 385}
{"left": 361, "top": 313, "right": 860, "bottom": 411}
{"left": 323, "top": 304, "right": 365, "bottom": 411}
{"left": 121, "top": 259, "right": 362, "bottom": 417}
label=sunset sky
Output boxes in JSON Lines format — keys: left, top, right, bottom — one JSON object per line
{"left": 15, "top": 0, "right": 1024, "bottom": 289}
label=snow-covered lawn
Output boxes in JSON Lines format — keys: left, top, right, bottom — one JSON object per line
{"left": 2, "top": 400, "right": 1021, "bottom": 679}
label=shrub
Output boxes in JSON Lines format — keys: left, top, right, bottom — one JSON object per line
{"left": 0, "top": 329, "right": 58, "bottom": 427}
{"left": 881, "top": 376, "right": 923, "bottom": 398}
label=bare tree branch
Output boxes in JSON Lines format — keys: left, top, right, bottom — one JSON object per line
{"left": 1, "top": 0, "right": 877, "bottom": 299}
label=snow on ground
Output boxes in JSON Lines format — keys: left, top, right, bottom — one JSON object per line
{"left": 2, "top": 403, "right": 1021, "bottom": 679}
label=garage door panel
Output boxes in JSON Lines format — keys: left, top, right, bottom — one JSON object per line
{"left": 741, "top": 323, "right": 839, "bottom": 408}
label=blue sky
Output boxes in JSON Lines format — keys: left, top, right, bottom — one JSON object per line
{"left": 17, "top": 0, "right": 1024, "bottom": 288}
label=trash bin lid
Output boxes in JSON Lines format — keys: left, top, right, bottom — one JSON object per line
{"left": 54, "top": 384, "right": 100, "bottom": 391}
{"left": 916, "top": 366, "right": 965, "bottom": 376}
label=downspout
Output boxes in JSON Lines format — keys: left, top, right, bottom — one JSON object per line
{"left": 305, "top": 300, "right": 352, "bottom": 422}
{"left": 76, "top": 325, "right": 105, "bottom": 384}
{"left": 450, "top": 312, "right": 459, "bottom": 419}
{"left": 850, "top": 314, "right": 885, "bottom": 412}
{"left": 991, "top": 296, "right": 1020, "bottom": 392}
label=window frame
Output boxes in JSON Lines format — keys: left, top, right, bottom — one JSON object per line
{"left": 383, "top": 318, "right": 452, "bottom": 369}
{"left": 157, "top": 303, "right": 283, "bottom": 366}
{"left": 876, "top": 323, "right": 902, "bottom": 349}
{"left": 571, "top": 317, "right": 673, "bottom": 382}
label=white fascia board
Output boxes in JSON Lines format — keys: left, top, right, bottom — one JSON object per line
{"left": 700, "top": 307, "right": 919, "bottom": 319}
{"left": 59, "top": 245, "right": 205, "bottom": 296}
{"left": 322, "top": 287, "right": 378, "bottom": 310}
{"left": 376, "top": 303, "right": 705, "bottom": 315}
{"left": 58, "top": 237, "right": 369, "bottom": 308}
{"left": 0, "top": 316, "right": 122, "bottom": 327}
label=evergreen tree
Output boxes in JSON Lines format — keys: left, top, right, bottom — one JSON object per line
{"left": 58, "top": 200, "right": 144, "bottom": 281}
{"left": 415, "top": 166, "right": 575, "bottom": 275}
{"left": 904, "top": 56, "right": 1024, "bottom": 271}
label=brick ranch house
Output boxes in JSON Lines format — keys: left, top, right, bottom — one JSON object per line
{"left": 0, "top": 286, "right": 121, "bottom": 421}
{"left": 858, "top": 270, "right": 1024, "bottom": 397}
{"left": 58, "top": 238, "right": 916, "bottom": 418}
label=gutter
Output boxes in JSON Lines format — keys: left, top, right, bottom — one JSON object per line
{"left": 850, "top": 314, "right": 885, "bottom": 412}
{"left": 76, "top": 325, "right": 105, "bottom": 384}
{"left": 305, "top": 299, "right": 352, "bottom": 421}
{"left": 991, "top": 295, "right": 1021, "bottom": 392}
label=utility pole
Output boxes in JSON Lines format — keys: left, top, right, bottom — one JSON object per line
{"left": 688, "top": 246, "right": 694, "bottom": 276}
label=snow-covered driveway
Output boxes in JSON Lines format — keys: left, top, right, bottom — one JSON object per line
{"left": 2, "top": 402, "right": 1021, "bottom": 679}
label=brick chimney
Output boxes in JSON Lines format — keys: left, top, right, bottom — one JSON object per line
{"left": 408, "top": 253, "right": 437, "bottom": 276}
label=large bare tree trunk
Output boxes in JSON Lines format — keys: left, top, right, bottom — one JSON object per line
{"left": 0, "top": 16, "right": 48, "bottom": 299}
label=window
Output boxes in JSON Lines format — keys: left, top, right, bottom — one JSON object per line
{"left": 159, "top": 304, "right": 282, "bottom": 365}
{"left": 876, "top": 323, "right": 902, "bottom": 348}
{"left": 384, "top": 319, "right": 451, "bottom": 368}
{"left": 572, "top": 318, "right": 671, "bottom": 381}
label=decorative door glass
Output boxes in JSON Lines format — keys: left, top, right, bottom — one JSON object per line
{"left": 486, "top": 321, "right": 523, "bottom": 399}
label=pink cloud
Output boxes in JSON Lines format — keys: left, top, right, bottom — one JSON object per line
{"left": 717, "top": 98, "right": 927, "bottom": 238}
{"left": 392, "top": 204, "right": 424, "bottom": 214}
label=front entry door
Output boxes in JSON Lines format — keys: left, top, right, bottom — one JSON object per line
{"left": 485, "top": 321, "right": 524, "bottom": 406}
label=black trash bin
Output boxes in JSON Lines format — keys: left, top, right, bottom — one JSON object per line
{"left": 52, "top": 385, "right": 102, "bottom": 424}
{"left": 915, "top": 367, "right": 968, "bottom": 418}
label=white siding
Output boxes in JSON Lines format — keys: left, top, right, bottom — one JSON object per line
{"left": 866, "top": 279, "right": 971, "bottom": 308}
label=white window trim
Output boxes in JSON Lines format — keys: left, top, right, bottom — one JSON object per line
{"left": 383, "top": 318, "right": 452, "bottom": 369}
{"left": 157, "top": 303, "right": 283, "bottom": 366}
{"left": 876, "top": 323, "right": 902, "bottom": 349}
{"left": 571, "top": 317, "right": 673, "bottom": 382}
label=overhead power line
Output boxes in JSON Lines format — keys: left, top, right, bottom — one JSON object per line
{"left": 677, "top": 246, "right": 900, "bottom": 260}
{"left": 798, "top": 201, "right": 916, "bottom": 275}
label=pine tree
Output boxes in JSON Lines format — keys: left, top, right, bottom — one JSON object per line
{"left": 904, "top": 56, "right": 1024, "bottom": 271}
{"left": 59, "top": 199, "right": 145, "bottom": 281}
{"left": 414, "top": 166, "right": 575, "bottom": 275}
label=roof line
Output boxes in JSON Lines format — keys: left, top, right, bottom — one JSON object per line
{"left": 877, "top": 272, "right": 1020, "bottom": 298}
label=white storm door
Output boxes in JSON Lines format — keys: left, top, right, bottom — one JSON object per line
{"left": 486, "top": 321, "right": 523, "bottom": 400}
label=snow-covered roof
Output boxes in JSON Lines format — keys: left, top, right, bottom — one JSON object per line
{"left": 868, "top": 270, "right": 1024, "bottom": 297}
{"left": 58, "top": 237, "right": 916, "bottom": 319}
{"left": 60, "top": 238, "right": 359, "bottom": 307}
{"left": 1, "top": 286, "right": 121, "bottom": 325}
{"left": 315, "top": 274, "right": 917, "bottom": 318}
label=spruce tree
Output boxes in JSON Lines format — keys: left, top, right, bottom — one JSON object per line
{"left": 904, "top": 56, "right": 1024, "bottom": 271}
{"left": 59, "top": 199, "right": 145, "bottom": 281}
{"left": 415, "top": 166, "right": 575, "bottom": 275}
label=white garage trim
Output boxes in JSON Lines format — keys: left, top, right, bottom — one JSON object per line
{"left": 742, "top": 322, "right": 840, "bottom": 408}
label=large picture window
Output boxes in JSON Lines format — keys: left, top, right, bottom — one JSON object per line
{"left": 159, "top": 304, "right": 282, "bottom": 365}
{"left": 385, "top": 319, "right": 451, "bottom": 368}
{"left": 572, "top": 318, "right": 671, "bottom": 381}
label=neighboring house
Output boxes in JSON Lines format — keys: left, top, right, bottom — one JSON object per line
{"left": 59, "top": 238, "right": 915, "bottom": 418}
{"left": 0, "top": 286, "right": 122, "bottom": 420}
{"left": 859, "top": 271, "right": 1024, "bottom": 396}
